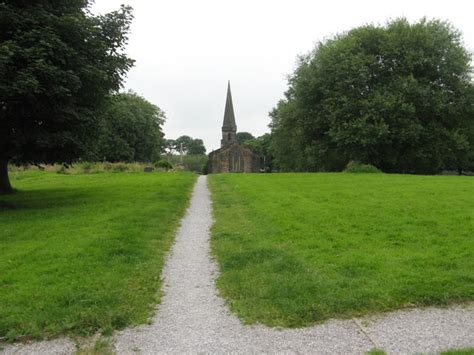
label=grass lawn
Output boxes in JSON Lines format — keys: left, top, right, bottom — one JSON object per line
{"left": 208, "top": 173, "right": 474, "bottom": 327}
{"left": 441, "top": 349, "right": 474, "bottom": 355}
{"left": 0, "top": 171, "right": 196, "bottom": 341}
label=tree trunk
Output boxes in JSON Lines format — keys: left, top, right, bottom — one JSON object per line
{"left": 0, "top": 159, "right": 13, "bottom": 194}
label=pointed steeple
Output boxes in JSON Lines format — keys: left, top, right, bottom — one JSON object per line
{"left": 221, "top": 81, "right": 237, "bottom": 147}
{"left": 222, "top": 81, "right": 237, "bottom": 131}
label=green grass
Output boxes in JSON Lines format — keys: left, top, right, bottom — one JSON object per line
{"left": 441, "top": 349, "right": 474, "bottom": 355}
{"left": 366, "top": 350, "right": 386, "bottom": 355}
{"left": 208, "top": 173, "right": 474, "bottom": 327}
{"left": 0, "top": 171, "right": 196, "bottom": 341}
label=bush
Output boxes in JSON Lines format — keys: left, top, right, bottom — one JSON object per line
{"left": 155, "top": 160, "right": 173, "bottom": 170}
{"left": 56, "top": 165, "right": 69, "bottom": 174}
{"left": 112, "top": 163, "right": 129, "bottom": 172}
{"left": 80, "top": 162, "right": 95, "bottom": 173}
{"left": 344, "top": 161, "right": 382, "bottom": 173}
{"left": 103, "top": 162, "right": 114, "bottom": 171}
{"left": 8, "top": 164, "right": 32, "bottom": 172}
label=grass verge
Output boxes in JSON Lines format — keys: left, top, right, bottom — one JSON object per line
{"left": 208, "top": 173, "right": 474, "bottom": 327}
{"left": 441, "top": 349, "right": 474, "bottom": 355}
{"left": 0, "top": 171, "right": 196, "bottom": 341}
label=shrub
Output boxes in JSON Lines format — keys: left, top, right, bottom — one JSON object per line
{"left": 81, "top": 162, "right": 95, "bottom": 173}
{"left": 103, "top": 162, "right": 114, "bottom": 171}
{"left": 344, "top": 161, "right": 382, "bottom": 173}
{"left": 7, "top": 164, "right": 25, "bottom": 172}
{"left": 155, "top": 160, "right": 173, "bottom": 170}
{"left": 112, "top": 163, "right": 129, "bottom": 172}
{"left": 56, "top": 165, "right": 69, "bottom": 174}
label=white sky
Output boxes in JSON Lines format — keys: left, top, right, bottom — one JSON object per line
{"left": 91, "top": 0, "right": 474, "bottom": 152}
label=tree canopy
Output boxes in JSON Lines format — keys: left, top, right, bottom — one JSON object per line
{"left": 166, "top": 136, "right": 207, "bottom": 155}
{"left": 0, "top": 0, "right": 134, "bottom": 192}
{"left": 242, "top": 133, "right": 274, "bottom": 171}
{"left": 270, "top": 18, "right": 474, "bottom": 174}
{"left": 236, "top": 132, "right": 255, "bottom": 144}
{"left": 187, "top": 138, "right": 206, "bottom": 155}
{"left": 94, "top": 91, "right": 165, "bottom": 162}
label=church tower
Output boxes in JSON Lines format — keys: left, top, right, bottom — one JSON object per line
{"left": 207, "top": 81, "right": 260, "bottom": 173}
{"left": 221, "top": 81, "right": 237, "bottom": 147}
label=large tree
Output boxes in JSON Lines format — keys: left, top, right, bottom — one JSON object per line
{"left": 271, "top": 18, "right": 474, "bottom": 173}
{"left": 95, "top": 91, "right": 165, "bottom": 162}
{"left": 187, "top": 138, "right": 206, "bottom": 155}
{"left": 174, "top": 135, "right": 206, "bottom": 155}
{"left": 174, "top": 135, "right": 193, "bottom": 155}
{"left": 236, "top": 132, "right": 255, "bottom": 144}
{"left": 236, "top": 132, "right": 274, "bottom": 171}
{"left": 243, "top": 133, "right": 274, "bottom": 172}
{"left": 0, "top": 1, "right": 134, "bottom": 193}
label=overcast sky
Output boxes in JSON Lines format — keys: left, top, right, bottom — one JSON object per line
{"left": 91, "top": 0, "right": 474, "bottom": 152}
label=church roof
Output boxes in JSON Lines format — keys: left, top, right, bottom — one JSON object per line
{"left": 222, "top": 81, "right": 237, "bottom": 131}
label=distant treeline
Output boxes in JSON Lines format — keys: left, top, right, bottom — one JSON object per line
{"left": 83, "top": 92, "right": 209, "bottom": 171}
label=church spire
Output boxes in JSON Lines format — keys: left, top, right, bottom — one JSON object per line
{"left": 222, "top": 81, "right": 237, "bottom": 130}
{"left": 221, "top": 81, "right": 237, "bottom": 147}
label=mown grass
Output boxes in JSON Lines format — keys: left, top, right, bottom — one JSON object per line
{"left": 0, "top": 171, "right": 196, "bottom": 341}
{"left": 441, "top": 348, "right": 474, "bottom": 355}
{"left": 208, "top": 173, "right": 474, "bottom": 327}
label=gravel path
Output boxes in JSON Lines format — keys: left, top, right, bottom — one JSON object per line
{"left": 1, "top": 339, "right": 75, "bottom": 355}
{"left": 2, "top": 175, "right": 474, "bottom": 354}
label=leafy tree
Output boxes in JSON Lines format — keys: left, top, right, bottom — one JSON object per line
{"left": 175, "top": 135, "right": 193, "bottom": 154}
{"left": 236, "top": 132, "right": 255, "bottom": 144}
{"left": 163, "top": 139, "right": 177, "bottom": 155}
{"left": 187, "top": 138, "right": 206, "bottom": 155}
{"left": 0, "top": 1, "right": 134, "bottom": 193}
{"left": 96, "top": 91, "right": 165, "bottom": 162}
{"left": 243, "top": 133, "right": 274, "bottom": 171}
{"left": 174, "top": 135, "right": 206, "bottom": 155}
{"left": 270, "top": 18, "right": 474, "bottom": 173}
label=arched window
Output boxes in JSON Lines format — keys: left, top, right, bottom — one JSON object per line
{"left": 228, "top": 133, "right": 231, "bottom": 141}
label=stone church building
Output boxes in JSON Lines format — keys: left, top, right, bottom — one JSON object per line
{"left": 207, "top": 82, "right": 260, "bottom": 173}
